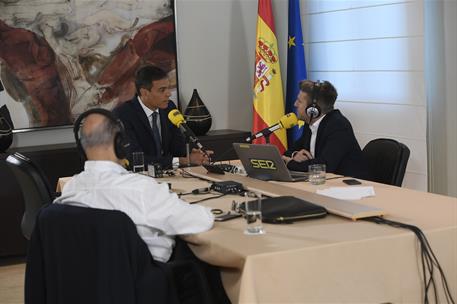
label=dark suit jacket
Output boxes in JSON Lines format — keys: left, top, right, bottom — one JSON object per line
{"left": 25, "top": 204, "right": 176, "bottom": 304}
{"left": 285, "top": 109, "right": 368, "bottom": 179}
{"left": 113, "top": 96, "right": 186, "bottom": 168}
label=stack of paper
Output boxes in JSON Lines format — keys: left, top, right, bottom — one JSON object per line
{"left": 316, "top": 186, "right": 376, "bottom": 200}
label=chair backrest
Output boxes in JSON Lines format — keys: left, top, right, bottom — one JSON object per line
{"left": 25, "top": 204, "right": 174, "bottom": 304}
{"left": 362, "top": 138, "right": 410, "bottom": 186}
{"left": 5, "top": 152, "right": 53, "bottom": 240}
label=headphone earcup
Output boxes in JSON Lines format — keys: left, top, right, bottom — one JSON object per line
{"left": 74, "top": 108, "right": 130, "bottom": 161}
{"left": 306, "top": 80, "right": 322, "bottom": 120}
{"left": 113, "top": 133, "right": 127, "bottom": 160}
{"left": 74, "top": 115, "right": 87, "bottom": 161}
{"left": 306, "top": 104, "right": 321, "bottom": 119}
{"left": 76, "top": 141, "right": 87, "bottom": 161}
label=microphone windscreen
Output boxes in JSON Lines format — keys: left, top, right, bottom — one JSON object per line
{"left": 168, "top": 109, "right": 185, "bottom": 127}
{"left": 279, "top": 112, "right": 298, "bottom": 129}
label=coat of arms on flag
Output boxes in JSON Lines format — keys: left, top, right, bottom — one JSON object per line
{"left": 251, "top": 0, "right": 287, "bottom": 153}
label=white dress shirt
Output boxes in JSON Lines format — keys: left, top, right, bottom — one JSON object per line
{"left": 137, "top": 96, "right": 179, "bottom": 167}
{"left": 54, "top": 161, "right": 214, "bottom": 262}
{"left": 138, "top": 96, "right": 161, "bottom": 138}
{"left": 309, "top": 114, "right": 326, "bottom": 158}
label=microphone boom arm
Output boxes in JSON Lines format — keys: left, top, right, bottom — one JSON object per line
{"left": 246, "top": 124, "right": 281, "bottom": 143}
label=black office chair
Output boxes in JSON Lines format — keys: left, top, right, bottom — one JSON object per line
{"left": 25, "top": 204, "right": 213, "bottom": 304}
{"left": 362, "top": 138, "right": 410, "bottom": 186}
{"left": 5, "top": 152, "right": 53, "bottom": 240}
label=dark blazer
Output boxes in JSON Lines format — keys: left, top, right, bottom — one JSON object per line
{"left": 113, "top": 96, "right": 186, "bottom": 168}
{"left": 25, "top": 204, "right": 176, "bottom": 304}
{"left": 285, "top": 109, "right": 368, "bottom": 179}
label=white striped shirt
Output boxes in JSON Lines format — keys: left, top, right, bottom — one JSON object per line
{"left": 54, "top": 161, "right": 214, "bottom": 262}
{"left": 309, "top": 114, "right": 326, "bottom": 157}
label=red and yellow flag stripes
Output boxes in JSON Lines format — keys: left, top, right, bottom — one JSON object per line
{"left": 252, "top": 0, "right": 286, "bottom": 153}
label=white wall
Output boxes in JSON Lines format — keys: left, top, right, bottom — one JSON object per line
{"left": 302, "top": 0, "right": 428, "bottom": 191}
{"left": 175, "top": 0, "right": 256, "bottom": 131}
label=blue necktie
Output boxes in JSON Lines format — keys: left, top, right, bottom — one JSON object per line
{"left": 151, "top": 112, "right": 162, "bottom": 156}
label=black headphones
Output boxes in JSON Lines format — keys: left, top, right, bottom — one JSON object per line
{"left": 305, "top": 80, "right": 322, "bottom": 120}
{"left": 73, "top": 108, "right": 129, "bottom": 161}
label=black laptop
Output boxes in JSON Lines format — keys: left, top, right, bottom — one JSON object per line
{"left": 233, "top": 143, "right": 309, "bottom": 182}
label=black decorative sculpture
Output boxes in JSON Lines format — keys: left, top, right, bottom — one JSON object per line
{"left": 184, "top": 89, "right": 212, "bottom": 136}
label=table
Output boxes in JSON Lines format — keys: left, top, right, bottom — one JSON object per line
{"left": 177, "top": 168, "right": 457, "bottom": 303}
{"left": 1, "top": 129, "right": 249, "bottom": 257}
{"left": 58, "top": 168, "right": 457, "bottom": 303}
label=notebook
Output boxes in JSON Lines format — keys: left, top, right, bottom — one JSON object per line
{"left": 233, "top": 143, "right": 309, "bottom": 182}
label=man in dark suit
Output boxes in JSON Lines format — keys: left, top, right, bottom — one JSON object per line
{"left": 113, "top": 66, "right": 210, "bottom": 169}
{"left": 283, "top": 80, "right": 368, "bottom": 179}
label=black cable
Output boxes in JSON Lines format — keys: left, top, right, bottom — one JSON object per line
{"left": 179, "top": 168, "right": 196, "bottom": 178}
{"left": 364, "top": 216, "right": 455, "bottom": 304}
{"left": 178, "top": 192, "right": 193, "bottom": 197}
{"left": 178, "top": 187, "right": 211, "bottom": 197}
{"left": 366, "top": 217, "right": 440, "bottom": 304}
{"left": 188, "top": 193, "right": 227, "bottom": 204}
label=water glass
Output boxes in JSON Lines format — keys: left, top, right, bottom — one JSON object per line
{"left": 147, "top": 163, "right": 155, "bottom": 177}
{"left": 308, "top": 164, "right": 326, "bottom": 185}
{"left": 244, "top": 193, "right": 265, "bottom": 235}
{"left": 132, "top": 152, "right": 145, "bottom": 173}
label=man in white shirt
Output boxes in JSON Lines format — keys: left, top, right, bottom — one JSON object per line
{"left": 54, "top": 109, "right": 214, "bottom": 262}
{"left": 283, "top": 80, "right": 368, "bottom": 178}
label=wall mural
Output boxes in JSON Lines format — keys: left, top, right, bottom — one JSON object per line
{"left": 0, "top": 0, "right": 178, "bottom": 130}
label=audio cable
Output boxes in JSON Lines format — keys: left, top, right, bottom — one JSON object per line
{"left": 364, "top": 216, "right": 455, "bottom": 304}
{"left": 178, "top": 187, "right": 211, "bottom": 197}
{"left": 178, "top": 186, "right": 228, "bottom": 204}
{"left": 188, "top": 193, "right": 227, "bottom": 205}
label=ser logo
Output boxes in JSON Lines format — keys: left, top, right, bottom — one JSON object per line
{"left": 250, "top": 159, "right": 277, "bottom": 170}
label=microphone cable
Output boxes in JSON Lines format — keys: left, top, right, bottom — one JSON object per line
{"left": 188, "top": 193, "right": 227, "bottom": 204}
{"left": 178, "top": 187, "right": 211, "bottom": 197}
{"left": 201, "top": 146, "right": 240, "bottom": 174}
{"left": 364, "top": 216, "right": 455, "bottom": 304}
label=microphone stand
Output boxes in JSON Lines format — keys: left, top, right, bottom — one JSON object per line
{"left": 180, "top": 131, "right": 210, "bottom": 165}
{"left": 185, "top": 142, "right": 191, "bottom": 167}
{"left": 181, "top": 134, "right": 196, "bottom": 167}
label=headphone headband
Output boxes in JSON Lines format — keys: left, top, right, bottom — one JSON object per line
{"left": 73, "top": 108, "right": 128, "bottom": 161}
{"left": 312, "top": 80, "right": 322, "bottom": 104}
{"left": 306, "top": 80, "right": 322, "bottom": 120}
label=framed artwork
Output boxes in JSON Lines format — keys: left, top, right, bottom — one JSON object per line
{"left": 0, "top": 0, "right": 179, "bottom": 130}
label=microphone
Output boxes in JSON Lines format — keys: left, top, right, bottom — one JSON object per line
{"left": 168, "top": 109, "right": 204, "bottom": 150}
{"left": 246, "top": 112, "right": 298, "bottom": 142}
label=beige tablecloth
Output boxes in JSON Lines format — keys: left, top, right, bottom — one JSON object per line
{"left": 179, "top": 169, "right": 457, "bottom": 303}
{"left": 58, "top": 169, "right": 457, "bottom": 303}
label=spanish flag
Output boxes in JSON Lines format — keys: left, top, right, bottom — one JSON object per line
{"left": 252, "top": 0, "right": 286, "bottom": 153}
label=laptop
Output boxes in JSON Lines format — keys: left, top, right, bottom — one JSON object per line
{"left": 233, "top": 143, "right": 309, "bottom": 182}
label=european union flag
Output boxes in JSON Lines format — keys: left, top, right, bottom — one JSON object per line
{"left": 286, "top": 0, "right": 307, "bottom": 147}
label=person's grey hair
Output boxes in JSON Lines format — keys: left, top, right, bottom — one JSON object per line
{"left": 80, "top": 115, "right": 119, "bottom": 150}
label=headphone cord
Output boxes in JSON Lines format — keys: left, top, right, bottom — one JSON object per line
{"left": 364, "top": 216, "right": 455, "bottom": 304}
{"left": 188, "top": 193, "right": 227, "bottom": 204}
